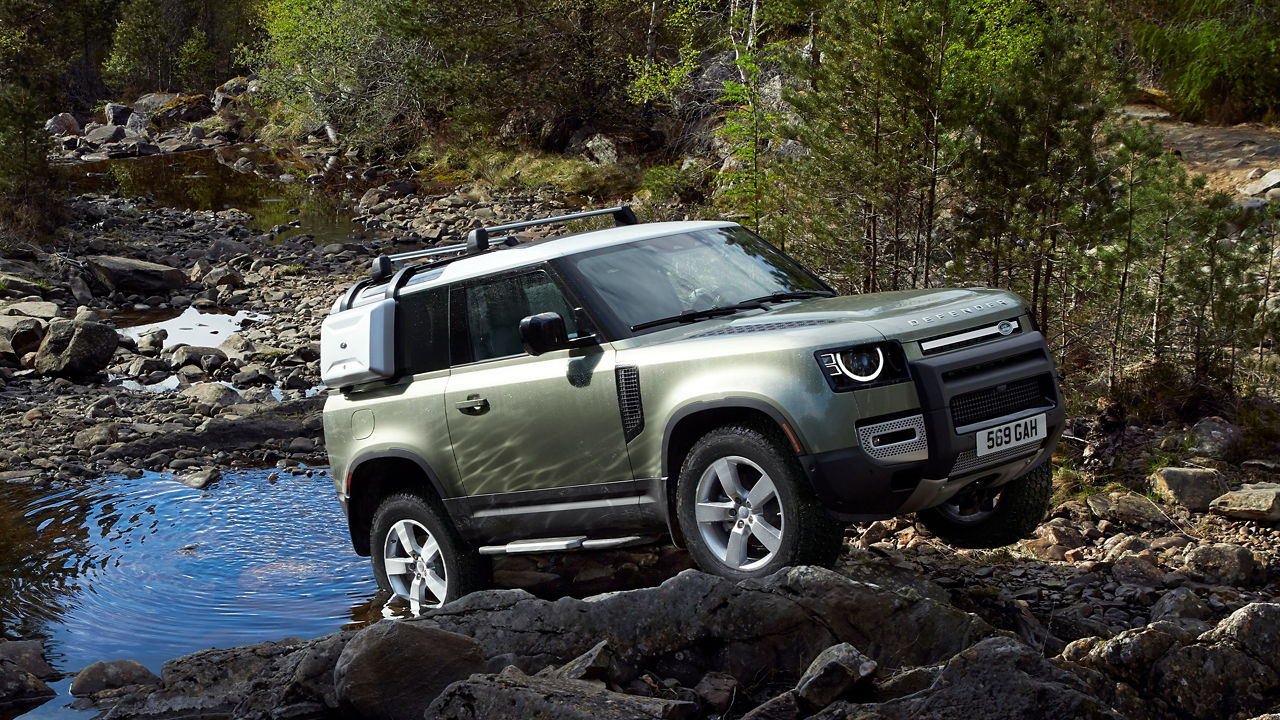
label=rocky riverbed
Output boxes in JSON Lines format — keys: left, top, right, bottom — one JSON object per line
{"left": 2, "top": 105, "right": 1280, "bottom": 718}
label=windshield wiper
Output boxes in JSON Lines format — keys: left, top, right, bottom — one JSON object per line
{"left": 630, "top": 300, "right": 767, "bottom": 332}
{"left": 745, "top": 290, "right": 836, "bottom": 304}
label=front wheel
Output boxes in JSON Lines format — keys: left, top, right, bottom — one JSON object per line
{"left": 370, "top": 493, "right": 487, "bottom": 613}
{"left": 675, "top": 424, "right": 844, "bottom": 580}
{"left": 917, "top": 462, "right": 1052, "bottom": 548}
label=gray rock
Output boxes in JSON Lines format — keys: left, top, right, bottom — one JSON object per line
{"left": 1111, "top": 555, "right": 1164, "bottom": 588}
{"left": 0, "top": 661, "right": 55, "bottom": 708}
{"left": 1152, "top": 642, "right": 1278, "bottom": 719}
{"left": 1181, "top": 543, "right": 1262, "bottom": 586}
{"left": 137, "top": 329, "right": 167, "bottom": 355}
{"left": 104, "top": 103, "right": 132, "bottom": 126}
{"left": 815, "top": 636, "right": 1121, "bottom": 720}
{"left": 1241, "top": 168, "right": 1280, "bottom": 196}
{"left": 795, "top": 642, "right": 877, "bottom": 709}
{"left": 74, "top": 423, "right": 120, "bottom": 450}
{"left": 32, "top": 319, "right": 119, "bottom": 377}
{"left": 125, "top": 112, "right": 151, "bottom": 136}
{"left": 86, "top": 256, "right": 185, "bottom": 294}
{"left": 169, "top": 346, "right": 227, "bottom": 371}
{"left": 1150, "top": 588, "right": 1212, "bottom": 623}
{"left": 3, "top": 301, "right": 59, "bottom": 320}
{"left": 1189, "top": 417, "right": 1240, "bottom": 458}
{"left": 1037, "top": 517, "right": 1087, "bottom": 549}
{"left": 177, "top": 468, "right": 221, "bottom": 489}
{"left": 1210, "top": 484, "right": 1280, "bottom": 521}
{"left": 132, "top": 93, "right": 179, "bottom": 113}
{"left": 70, "top": 660, "right": 159, "bottom": 697}
{"left": 201, "top": 268, "right": 243, "bottom": 288}
{"left": 1150, "top": 467, "right": 1228, "bottom": 512}
{"left": 335, "top": 620, "right": 484, "bottom": 720}
{"left": 585, "top": 133, "right": 619, "bottom": 164}
{"left": 0, "top": 640, "right": 56, "bottom": 680}
{"left": 426, "top": 666, "right": 698, "bottom": 720}
{"left": 1201, "top": 603, "right": 1280, "bottom": 673}
{"left": 1078, "top": 626, "right": 1180, "bottom": 687}
{"left": 693, "top": 671, "right": 738, "bottom": 714}
{"left": 742, "top": 690, "right": 801, "bottom": 720}
{"left": 181, "top": 383, "right": 245, "bottom": 408}
{"left": 45, "top": 112, "right": 80, "bottom": 135}
{"left": 546, "top": 639, "right": 629, "bottom": 684}
{"left": 86, "top": 124, "right": 126, "bottom": 145}
{"left": 0, "top": 315, "right": 46, "bottom": 355}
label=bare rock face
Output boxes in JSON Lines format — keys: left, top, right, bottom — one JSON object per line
{"left": 425, "top": 666, "right": 698, "bottom": 720}
{"left": 32, "top": 319, "right": 119, "bottom": 377}
{"left": 1149, "top": 467, "right": 1228, "bottom": 512}
{"left": 1210, "top": 484, "right": 1280, "bottom": 521}
{"left": 333, "top": 621, "right": 484, "bottom": 720}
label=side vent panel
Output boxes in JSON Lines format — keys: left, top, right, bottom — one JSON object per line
{"left": 616, "top": 365, "right": 644, "bottom": 442}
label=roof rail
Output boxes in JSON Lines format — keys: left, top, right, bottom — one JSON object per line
{"left": 356, "top": 205, "right": 639, "bottom": 303}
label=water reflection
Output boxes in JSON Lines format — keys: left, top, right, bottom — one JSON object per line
{"left": 0, "top": 470, "right": 378, "bottom": 680}
{"left": 115, "top": 306, "right": 268, "bottom": 348}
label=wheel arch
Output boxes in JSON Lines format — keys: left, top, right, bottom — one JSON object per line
{"left": 345, "top": 449, "right": 450, "bottom": 557}
{"left": 661, "top": 399, "right": 807, "bottom": 546}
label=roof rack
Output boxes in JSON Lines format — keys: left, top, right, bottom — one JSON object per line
{"left": 339, "top": 205, "right": 639, "bottom": 312}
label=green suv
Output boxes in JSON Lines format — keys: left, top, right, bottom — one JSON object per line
{"left": 320, "top": 207, "right": 1064, "bottom": 610}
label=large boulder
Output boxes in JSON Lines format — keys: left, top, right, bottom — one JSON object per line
{"left": 1180, "top": 543, "right": 1264, "bottom": 586}
{"left": 152, "top": 95, "right": 213, "bottom": 128}
{"left": 815, "top": 637, "right": 1123, "bottom": 720}
{"left": 104, "top": 103, "right": 132, "bottom": 126}
{"left": 45, "top": 112, "right": 80, "bottom": 136}
{"left": 1149, "top": 467, "right": 1228, "bottom": 512}
{"left": 1210, "top": 484, "right": 1280, "bottom": 521}
{"left": 132, "top": 93, "right": 179, "bottom": 113}
{"left": 0, "top": 315, "right": 46, "bottom": 355}
{"left": 425, "top": 666, "right": 698, "bottom": 720}
{"left": 1189, "top": 417, "right": 1240, "bottom": 458}
{"left": 86, "top": 124, "right": 126, "bottom": 145}
{"left": 86, "top": 255, "right": 186, "bottom": 294}
{"left": 0, "top": 661, "right": 55, "bottom": 709}
{"left": 32, "top": 319, "right": 119, "bottom": 377}
{"left": 70, "top": 660, "right": 159, "bottom": 697}
{"left": 334, "top": 621, "right": 485, "bottom": 720}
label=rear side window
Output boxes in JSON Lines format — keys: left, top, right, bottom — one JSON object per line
{"left": 397, "top": 286, "right": 449, "bottom": 374}
{"left": 457, "top": 270, "right": 579, "bottom": 363}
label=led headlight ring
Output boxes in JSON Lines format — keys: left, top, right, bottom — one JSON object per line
{"left": 834, "top": 347, "right": 884, "bottom": 382}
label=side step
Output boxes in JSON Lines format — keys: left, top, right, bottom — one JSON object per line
{"left": 478, "top": 535, "right": 655, "bottom": 556}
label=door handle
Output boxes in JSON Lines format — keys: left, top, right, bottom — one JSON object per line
{"left": 454, "top": 395, "right": 490, "bottom": 415}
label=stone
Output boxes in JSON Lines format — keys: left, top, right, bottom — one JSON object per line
{"left": 152, "top": 95, "right": 213, "bottom": 127}
{"left": 1182, "top": 543, "right": 1262, "bottom": 586}
{"left": 742, "top": 690, "right": 801, "bottom": 720}
{"left": 180, "top": 383, "right": 244, "bottom": 408}
{"left": 1109, "top": 495, "right": 1171, "bottom": 529}
{"left": 814, "top": 637, "right": 1120, "bottom": 720}
{"left": 1111, "top": 555, "right": 1164, "bottom": 588}
{"left": 585, "top": 133, "right": 619, "bottom": 164}
{"left": 1036, "top": 517, "right": 1087, "bottom": 549}
{"left": 133, "top": 93, "right": 179, "bottom": 113}
{"left": 169, "top": 346, "right": 227, "bottom": 371}
{"left": 1079, "top": 626, "right": 1180, "bottom": 688}
{"left": 357, "top": 180, "right": 417, "bottom": 210}
{"left": 125, "top": 112, "right": 151, "bottom": 136}
{"left": 178, "top": 468, "right": 221, "bottom": 489}
{"left": 425, "top": 666, "right": 698, "bottom": 720}
{"left": 693, "top": 671, "right": 737, "bottom": 714}
{"left": 201, "top": 268, "right": 243, "bottom": 288}
{"left": 795, "top": 642, "right": 877, "bottom": 709}
{"left": 3, "top": 301, "right": 59, "bottom": 320}
{"left": 1189, "top": 417, "right": 1240, "bottom": 458}
{"left": 104, "top": 103, "right": 132, "bottom": 125}
{"left": 334, "top": 621, "right": 485, "bottom": 720}
{"left": 70, "top": 660, "right": 159, "bottom": 697}
{"left": 1152, "top": 643, "right": 1278, "bottom": 719}
{"left": 45, "top": 112, "right": 80, "bottom": 135}
{"left": 74, "top": 423, "right": 120, "bottom": 450}
{"left": 0, "top": 316, "right": 46, "bottom": 355}
{"left": 32, "top": 319, "right": 119, "bottom": 377}
{"left": 1241, "top": 168, "right": 1280, "bottom": 196}
{"left": 1150, "top": 588, "right": 1212, "bottom": 622}
{"left": 0, "top": 662, "right": 55, "bottom": 708}
{"left": 0, "top": 640, "right": 56, "bottom": 680}
{"left": 86, "top": 124, "right": 126, "bottom": 145}
{"left": 86, "top": 256, "right": 186, "bottom": 294}
{"left": 1210, "top": 484, "right": 1280, "bottom": 521}
{"left": 231, "top": 366, "right": 274, "bottom": 386}
{"left": 1150, "top": 467, "right": 1228, "bottom": 512}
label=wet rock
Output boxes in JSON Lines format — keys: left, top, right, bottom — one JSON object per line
{"left": 70, "top": 660, "right": 160, "bottom": 697}
{"left": 426, "top": 666, "right": 698, "bottom": 720}
{"left": 1182, "top": 543, "right": 1263, "bottom": 586}
{"left": 1150, "top": 467, "right": 1228, "bottom": 512}
{"left": 816, "top": 637, "right": 1121, "bottom": 720}
{"left": 86, "top": 255, "right": 185, "bottom": 294}
{"left": 1150, "top": 587, "right": 1212, "bottom": 622}
{"left": 334, "top": 620, "right": 484, "bottom": 720}
{"left": 546, "top": 640, "right": 631, "bottom": 685}
{"left": 231, "top": 365, "right": 274, "bottom": 386}
{"left": 32, "top": 319, "right": 119, "bottom": 377}
{"left": 74, "top": 422, "right": 119, "bottom": 450}
{"left": 0, "top": 641, "right": 56, "bottom": 680}
{"left": 45, "top": 112, "right": 80, "bottom": 135}
{"left": 1189, "top": 417, "right": 1240, "bottom": 458}
{"left": 0, "top": 661, "right": 55, "bottom": 708}
{"left": 177, "top": 468, "right": 221, "bottom": 489}
{"left": 795, "top": 642, "right": 877, "bottom": 710}
{"left": 1210, "top": 484, "right": 1280, "bottom": 521}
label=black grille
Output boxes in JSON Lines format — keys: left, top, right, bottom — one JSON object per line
{"left": 616, "top": 365, "right": 644, "bottom": 442}
{"left": 950, "top": 376, "right": 1049, "bottom": 427}
{"left": 690, "top": 319, "right": 838, "bottom": 338}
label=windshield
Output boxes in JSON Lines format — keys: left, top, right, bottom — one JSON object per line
{"left": 562, "top": 226, "right": 830, "bottom": 332}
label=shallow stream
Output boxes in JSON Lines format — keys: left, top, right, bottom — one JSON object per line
{"left": 0, "top": 469, "right": 384, "bottom": 718}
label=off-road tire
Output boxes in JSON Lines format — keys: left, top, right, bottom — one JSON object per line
{"left": 918, "top": 462, "right": 1052, "bottom": 548}
{"left": 370, "top": 493, "right": 489, "bottom": 611}
{"left": 675, "top": 423, "right": 844, "bottom": 580}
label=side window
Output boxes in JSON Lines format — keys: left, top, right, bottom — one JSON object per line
{"left": 464, "top": 270, "right": 579, "bottom": 362}
{"left": 396, "top": 286, "right": 449, "bottom": 374}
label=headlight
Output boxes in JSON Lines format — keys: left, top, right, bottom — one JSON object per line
{"left": 816, "top": 342, "right": 910, "bottom": 392}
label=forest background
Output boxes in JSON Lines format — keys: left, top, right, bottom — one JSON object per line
{"left": 1, "top": 0, "right": 1278, "bottom": 462}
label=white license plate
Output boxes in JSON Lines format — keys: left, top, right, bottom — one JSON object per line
{"left": 976, "top": 413, "right": 1046, "bottom": 457}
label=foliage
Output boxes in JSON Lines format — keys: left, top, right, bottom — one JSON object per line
{"left": 1123, "top": 0, "right": 1280, "bottom": 122}
{"left": 103, "top": 0, "right": 255, "bottom": 94}
{"left": 627, "top": 0, "right": 707, "bottom": 104}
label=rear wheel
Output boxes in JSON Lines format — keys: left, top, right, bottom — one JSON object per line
{"left": 370, "top": 493, "right": 487, "bottom": 613}
{"left": 675, "top": 424, "right": 844, "bottom": 580}
{"left": 918, "top": 462, "right": 1052, "bottom": 548}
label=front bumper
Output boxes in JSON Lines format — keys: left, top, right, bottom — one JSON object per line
{"left": 800, "top": 331, "right": 1064, "bottom": 522}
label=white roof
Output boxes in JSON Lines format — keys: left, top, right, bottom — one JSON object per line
{"left": 351, "top": 220, "right": 737, "bottom": 306}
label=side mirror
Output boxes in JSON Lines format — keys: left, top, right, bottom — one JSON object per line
{"left": 519, "top": 312, "right": 570, "bottom": 356}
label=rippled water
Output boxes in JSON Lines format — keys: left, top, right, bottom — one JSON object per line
{"left": 0, "top": 469, "right": 383, "bottom": 717}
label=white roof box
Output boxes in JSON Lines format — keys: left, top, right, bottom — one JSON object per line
{"left": 320, "top": 298, "right": 395, "bottom": 387}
